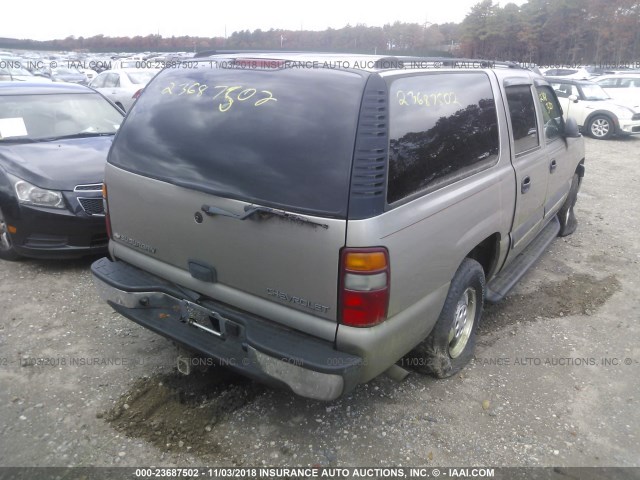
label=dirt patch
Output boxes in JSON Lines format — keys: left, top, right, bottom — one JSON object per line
{"left": 103, "top": 368, "right": 264, "bottom": 456}
{"left": 480, "top": 273, "right": 620, "bottom": 334}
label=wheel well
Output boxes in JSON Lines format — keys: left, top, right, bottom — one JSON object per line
{"left": 585, "top": 111, "right": 618, "bottom": 132}
{"left": 466, "top": 233, "right": 500, "bottom": 279}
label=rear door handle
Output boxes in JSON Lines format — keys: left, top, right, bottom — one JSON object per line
{"left": 550, "top": 159, "right": 557, "bottom": 173}
{"left": 521, "top": 176, "right": 531, "bottom": 194}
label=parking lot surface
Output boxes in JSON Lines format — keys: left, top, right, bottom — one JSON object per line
{"left": 0, "top": 136, "right": 638, "bottom": 469}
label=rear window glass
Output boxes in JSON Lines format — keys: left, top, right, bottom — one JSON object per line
{"left": 387, "top": 72, "right": 499, "bottom": 203}
{"left": 108, "top": 63, "right": 367, "bottom": 217}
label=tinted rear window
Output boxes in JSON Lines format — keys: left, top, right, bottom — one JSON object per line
{"left": 108, "top": 63, "right": 367, "bottom": 217}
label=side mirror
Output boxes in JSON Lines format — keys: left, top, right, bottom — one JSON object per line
{"left": 568, "top": 94, "right": 578, "bottom": 103}
{"left": 563, "top": 117, "right": 581, "bottom": 138}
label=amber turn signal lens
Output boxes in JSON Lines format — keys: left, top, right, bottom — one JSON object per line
{"left": 344, "top": 252, "right": 387, "bottom": 272}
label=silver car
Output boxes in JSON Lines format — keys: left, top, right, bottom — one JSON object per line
{"left": 92, "top": 55, "right": 585, "bottom": 400}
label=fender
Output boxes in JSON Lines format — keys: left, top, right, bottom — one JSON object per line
{"left": 0, "top": 166, "right": 19, "bottom": 218}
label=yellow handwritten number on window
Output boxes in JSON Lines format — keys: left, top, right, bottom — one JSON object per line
{"left": 161, "top": 83, "right": 277, "bottom": 111}
{"left": 396, "top": 90, "right": 460, "bottom": 107}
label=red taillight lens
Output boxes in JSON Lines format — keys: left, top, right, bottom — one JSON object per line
{"left": 102, "top": 183, "right": 112, "bottom": 239}
{"left": 132, "top": 88, "right": 143, "bottom": 99}
{"left": 339, "top": 247, "right": 390, "bottom": 327}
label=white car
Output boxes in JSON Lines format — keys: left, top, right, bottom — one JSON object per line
{"left": 541, "top": 67, "right": 592, "bottom": 80}
{"left": 77, "top": 67, "right": 98, "bottom": 82}
{"left": 592, "top": 74, "right": 640, "bottom": 108}
{"left": 89, "top": 69, "right": 157, "bottom": 112}
{"left": 548, "top": 77, "right": 640, "bottom": 139}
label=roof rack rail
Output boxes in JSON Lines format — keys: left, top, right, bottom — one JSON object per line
{"left": 190, "top": 51, "right": 524, "bottom": 71}
{"left": 376, "top": 56, "right": 522, "bottom": 70}
{"left": 193, "top": 49, "right": 306, "bottom": 58}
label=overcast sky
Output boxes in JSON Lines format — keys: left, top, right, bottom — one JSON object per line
{"left": 5, "top": 0, "right": 527, "bottom": 41}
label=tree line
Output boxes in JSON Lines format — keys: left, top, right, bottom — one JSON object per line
{"left": 2, "top": 0, "right": 639, "bottom": 65}
{"left": 460, "top": 0, "right": 640, "bottom": 65}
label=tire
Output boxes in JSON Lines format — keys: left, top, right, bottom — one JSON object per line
{"left": 587, "top": 114, "right": 614, "bottom": 139}
{"left": 407, "top": 258, "right": 485, "bottom": 378}
{"left": 558, "top": 172, "right": 581, "bottom": 237}
{"left": 0, "top": 207, "right": 21, "bottom": 261}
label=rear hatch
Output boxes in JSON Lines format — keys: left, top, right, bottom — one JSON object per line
{"left": 106, "top": 59, "right": 369, "bottom": 323}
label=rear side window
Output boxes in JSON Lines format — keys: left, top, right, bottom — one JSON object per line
{"left": 505, "top": 85, "right": 539, "bottom": 155}
{"left": 108, "top": 64, "right": 367, "bottom": 217}
{"left": 91, "top": 73, "right": 107, "bottom": 88}
{"left": 596, "top": 77, "right": 618, "bottom": 88}
{"left": 387, "top": 72, "right": 499, "bottom": 204}
{"left": 620, "top": 77, "right": 640, "bottom": 87}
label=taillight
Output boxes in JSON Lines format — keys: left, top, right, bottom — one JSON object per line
{"left": 132, "top": 88, "right": 143, "bottom": 99}
{"left": 102, "top": 183, "right": 112, "bottom": 239}
{"left": 339, "top": 247, "right": 390, "bottom": 327}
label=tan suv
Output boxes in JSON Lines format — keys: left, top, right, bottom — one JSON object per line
{"left": 92, "top": 55, "right": 585, "bottom": 400}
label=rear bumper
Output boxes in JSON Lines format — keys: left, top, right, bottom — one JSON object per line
{"left": 91, "top": 257, "right": 362, "bottom": 401}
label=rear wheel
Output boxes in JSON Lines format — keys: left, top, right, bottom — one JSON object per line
{"left": 588, "top": 115, "right": 614, "bottom": 139}
{"left": 0, "top": 208, "right": 21, "bottom": 261}
{"left": 408, "top": 258, "right": 485, "bottom": 378}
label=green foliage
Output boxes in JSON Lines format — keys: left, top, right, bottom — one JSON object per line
{"left": 461, "top": 0, "right": 640, "bottom": 64}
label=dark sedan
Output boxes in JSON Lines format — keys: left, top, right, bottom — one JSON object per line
{"left": 0, "top": 82, "right": 124, "bottom": 260}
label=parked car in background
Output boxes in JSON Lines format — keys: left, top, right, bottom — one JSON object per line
{"left": 0, "top": 82, "right": 124, "bottom": 260}
{"left": 111, "top": 59, "right": 141, "bottom": 70}
{"left": 0, "top": 58, "right": 52, "bottom": 83}
{"left": 541, "top": 67, "right": 592, "bottom": 79}
{"left": 77, "top": 66, "right": 99, "bottom": 82}
{"left": 89, "top": 69, "right": 158, "bottom": 111}
{"left": 48, "top": 66, "right": 88, "bottom": 85}
{"left": 592, "top": 74, "right": 640, "bottom": 108}
{"left": 548, "top": 77, "right": 640, "bottom": 139}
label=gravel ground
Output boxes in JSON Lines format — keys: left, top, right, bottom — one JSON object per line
{"left": 0, "top": 136, "right": 638, "bottom": 470}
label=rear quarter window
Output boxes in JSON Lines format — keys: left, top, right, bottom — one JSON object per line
{"left": 387, "top": 72, "right": 500, "bottom": 204}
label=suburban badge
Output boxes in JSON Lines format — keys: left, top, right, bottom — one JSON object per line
{"left": 113, "top": 232, "right": 157, "bottom": 254}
